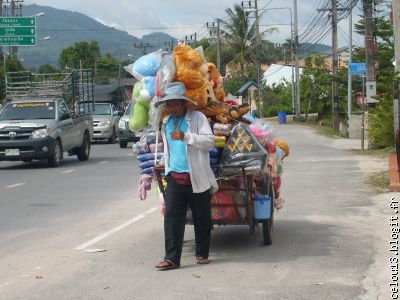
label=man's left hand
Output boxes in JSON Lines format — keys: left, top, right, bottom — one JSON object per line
{"left": 170, "top": 130, "right": 185, "bottom": 141}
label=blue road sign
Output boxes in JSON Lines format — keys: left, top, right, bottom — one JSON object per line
{"left": 348, "top": 62, "right": 367, "bottom": 75}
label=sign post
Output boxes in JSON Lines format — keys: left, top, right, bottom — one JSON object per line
{"left": 0, "top": 17, "right": 36, "bottom": 46}
{"left": 348, "top": 62, "right": 367, "bottom": 150}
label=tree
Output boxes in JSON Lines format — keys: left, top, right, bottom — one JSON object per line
{"left": 0, "top": 56, "right": 25, "bottom": 101}
{"left": 38, "top": 64, "right": 59, "bottom": 74}
{"left": 300, "top": 54, "right": 332, "bottom": 120}
{"left": 220, "top": 4, "right": 276, "bottom": 68}
{"left": 353, "top": 0, "right": 395, "bottom": 147}
{"left": 224, "top": 64, "right": 257, "bottom": 95}
{"left": 59, "top": 41, "right": 100, "bottom": 70}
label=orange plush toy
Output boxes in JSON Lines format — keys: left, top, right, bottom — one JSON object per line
{"left": 173, "top": 45, "right": 215, "bottom": 109}
{"left": 207, "top": 63, "right": 225, "bottom": 102}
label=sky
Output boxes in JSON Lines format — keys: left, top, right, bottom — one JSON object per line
{"left": 24, "top": 0, "right": 365, "bottom": 48}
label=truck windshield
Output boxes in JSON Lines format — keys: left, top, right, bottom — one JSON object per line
{"left": 93, "top": 104, "right": 111, "bottom": 115}
{"left": 0, "top": 102, "right": 55, "bottom": 120}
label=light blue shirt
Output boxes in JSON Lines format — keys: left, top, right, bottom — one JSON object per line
{"left": 165, "top": 115, "right": 189, "bottom": 173}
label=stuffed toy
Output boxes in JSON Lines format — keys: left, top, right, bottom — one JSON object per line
{"left": 207, "top": 62, "right": 225, "bottom": 102}
{"left": 173, "top": 45, "right": 215, "bottom": 109}
{"left": 124, "top": 50, "right": 163, "bottom": 130}
{"left": 124, "top": 50, "right": 161, "bottom": 101}
{"left": 200, "top": 101, "right": 251, "bottom": 124}
{"left": 129, "top": 81, "right": 150, "bottom": 131}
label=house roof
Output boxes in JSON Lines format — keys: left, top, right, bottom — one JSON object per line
{"left": 237, "top": 81, "right": 258, "bottom": 94}
{"left": 94, "top": 85, "right": 122, "bottom": 102}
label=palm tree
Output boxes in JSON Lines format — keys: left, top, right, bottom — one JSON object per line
{"left": 220, "top": 4, "right": 277, "bottom": 70}
{"left": 220, "top": 4, "right": 255, "bottom": 66}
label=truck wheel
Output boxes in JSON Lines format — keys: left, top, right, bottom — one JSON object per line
{"left": 119, "top": 140, "right": 128, "bottom": 148}
{"left": 108, "top": 129, "right": 117, "bottom": 144}
{"left": 77, "top": 133, "right": 90, "bottom": 161}
{"left": 48, "top": 139, "right": 63, "bottom": 167}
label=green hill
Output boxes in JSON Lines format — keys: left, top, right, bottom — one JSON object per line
{"left": 18, "top": 4, "right": 176, "bottom": 68}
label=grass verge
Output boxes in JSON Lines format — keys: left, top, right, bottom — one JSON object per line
{"left": 366, "top": 170, "right": 390, "bottom": 193}
{"left": 350, "top": 148, "right": 394, "bottom": 158}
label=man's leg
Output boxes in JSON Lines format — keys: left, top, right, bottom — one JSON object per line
{"left": 164, "top": 178, "right": 188, "bottom": 265}
{"left": 188, "top": 189, "right": 211, "bottom": 259}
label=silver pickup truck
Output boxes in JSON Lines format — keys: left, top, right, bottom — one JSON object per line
{"left": 0, "top": 98, "right": 93, "bottom": 167}
{"left": 0, "top": 69, "right": 95, "bottom": 167}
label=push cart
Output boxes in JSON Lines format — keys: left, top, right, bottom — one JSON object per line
{"left": 155, "top": 165, "right": 275, "bottom": 245}
{"left": 208, "top": 165, "right": 274, "bottom": 245}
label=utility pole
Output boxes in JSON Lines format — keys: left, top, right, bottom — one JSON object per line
{"left": 0, "top": 0, "right": 3, "bottom": 65}
{"left": 332, "top": 0, "right": 339, "bottom": 134}
{"left": 217, "top": 18, "right": 221, "bottom": 72}
{"left": 393, "top": 0, "right": 400, "bottom": 144}
{"left": 318, "top": 0, "right": 343, "bottom": 134}
{"left": 347, "top": 7, "right": 353, "bottom": 131}
{"left": 10, "top": 1, "right": 23, "bottom": 57}
{"left": 133, "top": 42, "right": 153, "bottom": 55}
{"left": 254, "top": 0, "right": 264, "bottom": 118}
{"left": 394, "top": 0, "right": 400, "bottom": 73}
{"left": 206, "top": 21, "right": 222, "bottom": 72}
{"left": 363, "top": 0, "right": 376, "bottom": 104}
{"left": 293, "top": 0, "right": 301, "bottom": 119}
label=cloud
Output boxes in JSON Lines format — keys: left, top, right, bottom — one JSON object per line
{"left": 25, "top": 0, "right": 358, "bottom": 45}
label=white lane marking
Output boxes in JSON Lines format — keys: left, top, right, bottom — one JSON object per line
{"left": 98, "top": 161, "right": 109, "bottom": 165}
{"left": 6, "top": 183, "right": 25, "bottom": 188}
{"left": 146, "top": 207, "right": 159, "bottom": 214}
{"left": 60, "top": 169, "right": 75, "bottom": 174}
{"left": 126, "top": 154, "right": 134, "bottom": 157}
{"left": 21, "top": 274, "right": 30, "bottom": 277}
{"left": 34, "top": 266, "right": 43, "bottom": 270}
{"left": 75, "top": 214, "right": 146, "bottom": 250}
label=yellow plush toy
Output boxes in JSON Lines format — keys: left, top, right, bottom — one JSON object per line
{"left": 207, "top": 62, "right": 225, "bottom": 102}
{"left": 173, "top": 45, "right": 215, "bottom": 109}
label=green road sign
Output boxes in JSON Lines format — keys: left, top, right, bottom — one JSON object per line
{"left": 0, "top": 26, "right": 35, "bottom": 36}
{"left": 0, "top": 36, "right": 35, "bottom": 46}
{"left": 0, "top": 17, "right": 36, "bottom": 46}
{"left": 0, "top": 17, "right": 35, "bottom": 27}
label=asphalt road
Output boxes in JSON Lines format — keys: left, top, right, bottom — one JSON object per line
{"left": 0, "top": 126, "right": 391, "bottom": 300}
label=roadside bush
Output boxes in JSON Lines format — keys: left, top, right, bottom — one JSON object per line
{"left": 367, "top": 94, "right": 394, "bottom": 148}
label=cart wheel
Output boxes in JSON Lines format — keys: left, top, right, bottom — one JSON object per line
{"left": 261, "top": 176, "right": 274, "bottom": 245}
{"left": 262, "top": 218, "right": 273, "bottom": 245}
{"left": 250, "top": 224, "right": 255, "bottom": 234}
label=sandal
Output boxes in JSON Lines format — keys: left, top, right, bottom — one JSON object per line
{"left": 155, "top": 260, "right": 180, "bottom": 270}
{"left": 196, "top": 257, "right": 209, "bottom": 265}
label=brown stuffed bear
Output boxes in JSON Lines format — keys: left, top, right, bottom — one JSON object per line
{"left": 200, "top": 101, "right": 251, "bottom": 124}
{"left": 173, "top": 45, "right": 215, "bottom": 109}
{"left": 207, "top": 63, "right": 225, "bottom": 102}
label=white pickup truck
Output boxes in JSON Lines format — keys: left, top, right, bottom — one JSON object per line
{"left": 0, "top": 69, "right": 95, "bottom": 167}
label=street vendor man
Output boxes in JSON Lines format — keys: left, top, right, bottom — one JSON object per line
{"left": 154, "top": 82, "right": 218, "bottom": 270}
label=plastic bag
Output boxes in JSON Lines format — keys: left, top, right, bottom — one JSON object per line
{"left": 124, "top": 49, "right": 162, "bottom": 80}
{"left": 156, "top": 54, "right": 176, "bottom": 97}
{"left": 149, "top": 99, "right": 165, "bottom": 130}
{"left": 213, "top": 123, "right": 234, "bottom": 137}
{"left": 220, "top": 123, "right": 268, "bottom": 176}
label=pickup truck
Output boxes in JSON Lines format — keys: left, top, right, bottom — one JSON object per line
{"left": 0, "top": 69, "right": 95, "bottom": 167}
{"left": 0, "top": 98, "right": 93, "bottom": 167}
{"left": 91, "top": 102, "right": 121, "bottom": 143}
